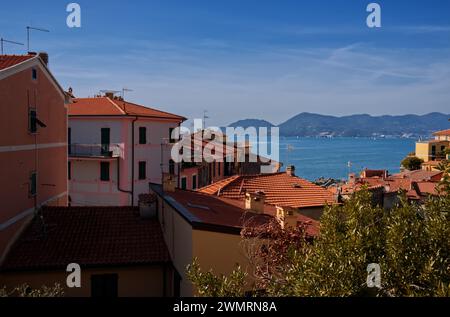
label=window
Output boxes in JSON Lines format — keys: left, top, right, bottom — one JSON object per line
{"left": 68, "top": 162, "right": 71, "bottom": 180}
{"left": 169, "top": 127, "right": 176, "bottom": 143}
{"left": 169, "top": 159, "right": 175, "bottom": 175}
{"left": 138, "top": 161, "right": 146, "bottom": 180}
{"left": 91, "top": 274, "right": 118, "bottom": 297}
{"left": 29, "top": 172, "right": 37, "bottom": 196}
{"left": 29, "top": 109, "right": 37, "bottom": 133}
{"left": 139, "top": 127, "right": 146, "bottom": 144}
{"left": 213, "top": 161, "right": 216, "bottom": 178}
{"left": 100, "top": 162, "right": 110, "bottom": 181}
{"left": 32, "top": 68, "right": 37, "bottom": 80}
{"left": 192, "top": 175, "right": 197, "bottom": 190}
{"left": 101, "top": 128, "right": 110, "bottom": 155}
{"left": 181, "top": 177, "right": 187, "bottom": 190}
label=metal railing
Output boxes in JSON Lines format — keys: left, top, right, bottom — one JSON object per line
{"left": 69, "top": 143, "right": 122, "bottom": 158}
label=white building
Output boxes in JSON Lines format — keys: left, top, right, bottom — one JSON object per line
{"left": 68, "top": 94, "right": 185, "bottom": 206}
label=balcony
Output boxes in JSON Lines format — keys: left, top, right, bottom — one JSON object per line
{"left": 69, "top": 144, "right": 122, "bottom": 159}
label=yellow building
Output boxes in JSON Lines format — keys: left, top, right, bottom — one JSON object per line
{"left": 415, "top": 130, "right": 450, "bottom": 163}
{"left": 149, "top": 174, "right": 321, "bottom": 296}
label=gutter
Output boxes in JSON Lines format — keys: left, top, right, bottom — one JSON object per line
{"left": 131, "top": 116, "right": 139, "bottom": 206}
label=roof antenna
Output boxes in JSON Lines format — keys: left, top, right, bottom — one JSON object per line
{"left": 0, "top": 38, "right": 24, "bottom": 55}
{"left": 122, "top": 88, "right": 133, "bottom": 100}
{"left": 26, "top": 26, "right": 50, "bottom": 53}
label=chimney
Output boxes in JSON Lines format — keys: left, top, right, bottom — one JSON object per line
{"left": 162, "top": 173, "right": 176, "bottom": 192}
{"left": 105, "top": 92, "right": 115, "bottom": 99}
{"left": 286, "top": 165, "right": 295, "bottom": 177}
{"left": 138, "top": 193, "right": 157, "bottom": 218}
{"left": 38, "top": 52, "right": 49, "bottom": 66}
{"left": 245, "top": 190, "right": 266, "bottom": 214}
{"left": 276, "top": 206, "right": 298, "bottom": 229}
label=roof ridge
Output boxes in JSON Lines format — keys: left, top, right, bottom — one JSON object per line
{"left": 121, "top": 99, "right": 185, "bottom": 119}
{"left": 106, "top": 97, "right": 127, "bottom": 115}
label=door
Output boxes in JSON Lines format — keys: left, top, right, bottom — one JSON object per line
{"left": 101, "top": 128, "right": 110, "bottom": 155}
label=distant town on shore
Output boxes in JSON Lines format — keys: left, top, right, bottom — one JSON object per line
{"left": 228, "top": 112, "right": 450, "bottom": 138}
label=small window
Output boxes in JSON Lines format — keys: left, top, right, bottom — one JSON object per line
{"left": 169, "top": 127, "right": 176, "bottom": 143}
{"left": 30, "top": 172, "right": 37, "bottom": 196}
{"left": 100, "top": 162, "right": 110, "bottom": 181}
{"left": 138, "top": 161, "right": 146, "bottom": 180}
{"left": 29, "top": 109, "right": 37, "bottom": 133}
{"left": 192, "top": 175, "right": 197, "bottom": 190}
{"left": 181, "top": 177, "right": 187, "bottom": 190}
{"left": 32, "top": 68, "right": 37, "bottom": 80}
{"left": 68, "top": 162, "right": 71, "bottom": 180}
{"left": 169, "top": 159, "right": 175, "bottom": 175}
{"left": 139, "top": 127, "right": 146, "bottom": 144}
{"left": 91, "top": 274, "right": 118, "bottom": 297}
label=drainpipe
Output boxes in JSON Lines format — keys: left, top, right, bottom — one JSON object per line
{"left": 131, "top": 116, "right": 138, "bottom": 206}
{"left": 116, "top": 156, "right": 132, "bottom": 198}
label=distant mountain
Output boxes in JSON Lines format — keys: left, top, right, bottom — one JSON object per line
{"left": 227, "top": 112, "right": 450, "bottom": 138}
{"left": 226, "top": 119, "right": 274, "bottom": 129}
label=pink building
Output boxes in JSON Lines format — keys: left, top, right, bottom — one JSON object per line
{"left": 0, "top": 53, "right": 69, "bottom": 261}
{"left": 68, "top": 94, "right": 186, "bottom": 206}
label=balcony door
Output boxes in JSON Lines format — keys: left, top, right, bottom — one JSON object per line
{"left": 101, "top": 128, "right": 110, "bottom": 155}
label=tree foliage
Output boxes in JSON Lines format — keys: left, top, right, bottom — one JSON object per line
{"left": 187, "top": 162, "right": 450, "bottom": 297}
{"left": 0, "top": 283, "right": 64, "bottom": 297}
{"left": 401, "top": 156, "right": 424, "bottom": 171}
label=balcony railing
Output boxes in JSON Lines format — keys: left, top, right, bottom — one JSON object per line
{"left": 69, "top": 144, "right": 122, "bottom": 158}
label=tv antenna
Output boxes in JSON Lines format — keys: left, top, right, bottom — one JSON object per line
{"left": 26, "top": 26, "right": 50, "bottom": 52}
{"left": 122, "top": 88, "right": 133, "bottom": 99}
{"left": 203, "top": 110, "right": 209, "bottom": 129}
{"left": 0, "top": 38, "right": 24, "bottom": 55}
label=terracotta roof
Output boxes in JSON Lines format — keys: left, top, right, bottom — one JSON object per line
{"left": 68, "top": 97, "right": 186, "bottom": 121}
{"left": 391, "top": 170, "right": 443, "bottom": 182}
{"left": 433, "top": 129, "right": 450, "bottom": 136}
{"left": 154, "top": 187, "right": 319, "bottom": 236}
{"left": 1, "top": 206, "right": 170, "bottom": 272}
{"left": 198, "top": 173, "right": 335, "bottom": 209}
{"left": 0, "top": 55, "right": 35, "bottom": 70}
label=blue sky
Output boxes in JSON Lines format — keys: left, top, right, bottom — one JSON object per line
{"left": 1, "top": 0, "right": 449, "bottom": 126}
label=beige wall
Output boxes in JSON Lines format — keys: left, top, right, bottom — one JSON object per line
{"left": 1, "top": 265, "right": 170, "bottom": 297}
{"left": 158, "top": 197, "right": 194, "bottom": 296}
{"left": 192, "top": 229, "right": 254, "bottom": 290}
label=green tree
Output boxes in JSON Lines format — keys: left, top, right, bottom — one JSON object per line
{"left": 401, "top": 156, "right": 424, "bottom": 171}
{"left": 0, "top": 283, "right": 64, "bottom": 297}
{"left": 187, "top": 164, "right": 449, "bottom": 297}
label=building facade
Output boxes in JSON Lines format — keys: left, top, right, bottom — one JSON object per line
{"left": 0, "top": 53, "right": 69, "bottom": 262}
{"left": 68, "top": 95, "right": 185, "bottom": 206}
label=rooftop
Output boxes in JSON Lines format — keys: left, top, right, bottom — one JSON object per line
{"left": 68, "top": 97, "right": 186, "bottom": 122}
{"left": 198, "top": 172, "right": 335, "bottom": 209}
{"left": 0, "top": 54, "right": 35, "bottom": 70}
{"left": 433, "top": 129, "right": 450, "bottom": 137}
{"left": 1, "top": 206, "right": 170, "bottom": 272}
{"left": 151, "top": 184, "right": 319, "bottom": 236}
